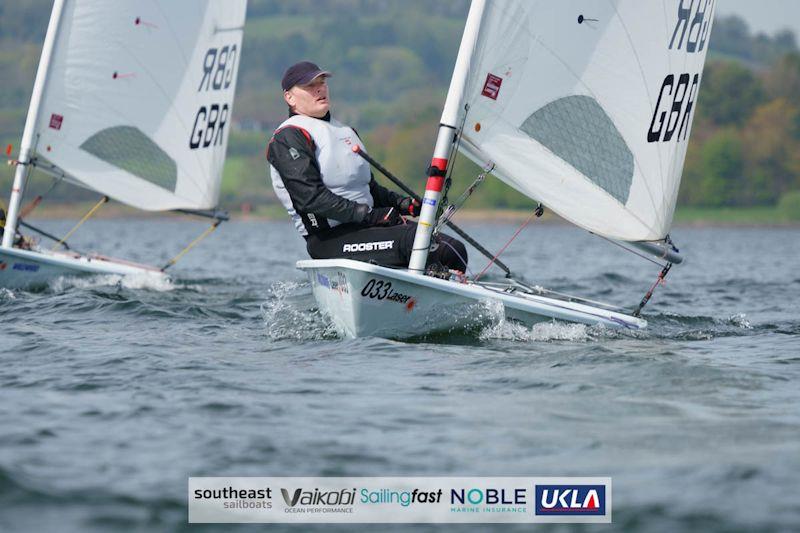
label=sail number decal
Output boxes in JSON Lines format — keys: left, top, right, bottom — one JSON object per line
{"left": 648, "top": 0, "right": 714, "bottom": 143}
{"left": 669, "top": 0, "right": 714, "bottom": 53}
{"left": 648, "top": 73, "right": 699, "bottom": 143}
{"left": 190, "top": 45, "right": 238, "bottom": 150}
{"left": 361, "top": 279, "right": 414, "bottom": 305}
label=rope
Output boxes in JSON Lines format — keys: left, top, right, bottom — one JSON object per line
{"left": 473, "top": 209, "right": 539, "bottom": 282}
{"left": 161, "top": 219, "right": 222, "bottom": 271}
{"left": 436, "top": 104, "right": 470, "bottom": 223}
{"left": 51, "top": 196, "right": 108, "bottom": 251}
{"left": 440, "top": 239, "right": 473, "bottom": 277}
{"left": 633, "top": 263, "right": 673, "bottom": 317}
{"left": 20, "top": 173, "right": 64, "bottom": 219}
{"left": 433, "top": 166, "right": 490, "bottom": 235}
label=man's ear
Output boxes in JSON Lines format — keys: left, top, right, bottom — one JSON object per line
{"left": 283, "top": 90, "right": 294, "bottom": 107}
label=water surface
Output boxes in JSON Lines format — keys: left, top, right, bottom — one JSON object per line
{"left": 1, "top": 219, "right": 798, "bottom": 532}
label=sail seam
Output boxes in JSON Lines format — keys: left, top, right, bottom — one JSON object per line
{"left": 606, "top": 0, "right": 666, "bottom": 232}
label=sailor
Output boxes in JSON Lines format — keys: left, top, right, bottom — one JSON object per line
{"left": 0, "top": 208, "right": 25, "bottom": 248}
{"left": 267, "top": 61, "right": 468, "bottom": 271}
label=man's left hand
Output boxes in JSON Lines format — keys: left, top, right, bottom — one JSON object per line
{"left": 398, "top": 197, "right": 421, "bottom": 217}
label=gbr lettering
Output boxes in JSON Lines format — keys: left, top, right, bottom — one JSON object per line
{"left": 189, "top": 44, "right": 238, "bottom": 150}
{"left": 649, "top": 0, "right": 714, "bottom": 143}
{"left": 647, "top": 73, "right": 699, "bottom": 143}
{"left": 669, "top": 0, "right": 715, "bottom": 53}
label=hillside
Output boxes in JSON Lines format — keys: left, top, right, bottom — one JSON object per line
{"left": 0, "top": 2, "right": 799, "bottom": 219}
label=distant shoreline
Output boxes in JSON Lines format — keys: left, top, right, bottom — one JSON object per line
{"left": 19, "top": 204, "right": 800, "bottom": 227}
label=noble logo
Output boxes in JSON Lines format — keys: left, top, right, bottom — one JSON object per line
{"left": 534, "top": 485, "right": 605, "bottom": 516}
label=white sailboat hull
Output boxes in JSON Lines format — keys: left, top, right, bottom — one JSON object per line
{"left": 0, "top": 247, "right": 167, "bottom": 289}
{"left": 297, "top": 259, "right": 646, "bottom": 339}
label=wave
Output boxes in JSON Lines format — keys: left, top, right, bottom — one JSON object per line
{"left": 260, "top": 280, "right": 339, "bottom": 341}
{"left": 0, "top": 287, "right": 16, "bottom": 301}
{"left": 480, "top": 319, "right": 593, "bottom": 342}
{"left": 47, "top": 273, "right": 180, "bottom": 293}
{"left": 477, "top": 309, "right": 762, "bottom": 344}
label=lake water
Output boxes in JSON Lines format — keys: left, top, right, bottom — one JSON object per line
{"left": 0, "top": 219, "right": 798, "bottom": 532}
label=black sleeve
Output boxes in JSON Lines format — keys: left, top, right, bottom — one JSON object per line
{"left": 267, "top": 127, "right": 370, "bottom": 224}
{"left": 368, "top": 173, "right": 404, "bottom": 209}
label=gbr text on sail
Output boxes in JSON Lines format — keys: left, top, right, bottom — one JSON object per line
{"left": 648, "top": 0, "right": 714, "bottom": 144}
{"left": 190, "top": 44, "right": 239, "bottom": 150}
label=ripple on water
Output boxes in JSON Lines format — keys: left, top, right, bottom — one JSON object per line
{"left": 260, "top": 280, "right": 338, "bottom": 341}
{"left": 480, "top": 319, "right": 593, "bottom": 342}
{"left": 46, "top": 273, "right": 179, "bottom": 293}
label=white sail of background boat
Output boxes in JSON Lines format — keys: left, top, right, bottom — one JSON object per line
{"left": 299, "top": 0, "right": 716, "bottom": 338}
{"left": 1, "top": 0, "right": 246, "bottom": 289}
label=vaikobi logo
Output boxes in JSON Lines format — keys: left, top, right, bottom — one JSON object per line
{"left": 534, "top": 485, "right": 605, "bottom": 516}
{"left": 280, "top": 487, "right": 356, "bottom": 515}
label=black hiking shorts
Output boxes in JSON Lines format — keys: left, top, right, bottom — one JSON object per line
{"left": 305, "top": 222, "right": 468, "bottom": 271}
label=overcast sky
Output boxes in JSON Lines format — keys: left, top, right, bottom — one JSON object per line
{"left": 717, "top": 0, "right": 800, "bottom": 36}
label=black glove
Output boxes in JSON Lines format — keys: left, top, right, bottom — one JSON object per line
{"left": 398, "top": 197, "right": 421, "bottom": 217}
{"left": 364, "top": 207, "right": 402, "bottom": 227}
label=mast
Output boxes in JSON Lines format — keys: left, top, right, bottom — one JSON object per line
{"left": 2, "top": 0, "right": 66, "bottom": 249}
{"left": 407, "top": 0, "right": 486, "bottom": 273}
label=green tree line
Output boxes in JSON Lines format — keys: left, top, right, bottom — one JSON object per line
{"left": 1, "top": 2, "right": 799, "bottom": 218}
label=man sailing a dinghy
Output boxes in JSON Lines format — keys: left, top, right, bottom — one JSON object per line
{"left": 0, "top": 208, "right": 30, "bottom": 249}
{"left": 268, "top": 61, "right": 468, "bottom": 271}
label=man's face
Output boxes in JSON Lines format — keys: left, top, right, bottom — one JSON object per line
{"left": 284, "top": 76, "right": 330, "bottom": 118}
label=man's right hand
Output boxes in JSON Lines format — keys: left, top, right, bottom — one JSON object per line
{"left": 364, "top": 207, "right": 402, "bottom": 227}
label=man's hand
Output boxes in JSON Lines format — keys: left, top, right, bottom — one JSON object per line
{"left": 398, "top": 197, "right": 421, "bottom": 217}
{"left": 364, "top": 207, "right": 402, "bottom": 227}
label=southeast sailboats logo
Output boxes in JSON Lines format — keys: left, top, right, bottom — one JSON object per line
{"left": 534, "top": 485, "right": 605, "bottom": 516}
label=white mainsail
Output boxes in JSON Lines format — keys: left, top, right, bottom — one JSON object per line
{"left": 32, "top": 0, "right": 246, "bottom": 211}
{"left": 454, "top": 0, "right": 715, "bottom": 242}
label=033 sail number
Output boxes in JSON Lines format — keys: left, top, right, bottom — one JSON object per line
{"left": 190, "top": 45, "right": 238, "bottom": 150}
{"left": 648, "top": 0, "right": 714, "bottom": 144}
{"left": 361, "top": 279, "right": 413, "bottom": 304}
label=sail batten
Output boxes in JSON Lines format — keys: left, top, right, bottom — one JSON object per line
{"left": 32, "top": 0, "right": 246, "bottom": 212}
{"left": 456, "top": 0, "right": 714, "bottom": 242}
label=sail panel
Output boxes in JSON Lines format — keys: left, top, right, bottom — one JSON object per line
{"left": 33, "top": 0, "right": 246, "bottom": 211}
{"left": 80, "top": 126, "right": 178, "bottom": 191}
{"left": 520, "top": 95, "right": 634, "bottom": 204}
{"left": 458, "top": 0, "right": 715, "bottom": 241}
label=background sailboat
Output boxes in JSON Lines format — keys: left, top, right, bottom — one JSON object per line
{"left": 299, "top": 0, "right": 715, "bottom": 338}
{"left": 0, "top": 0, "right": 246, "bottom": 289}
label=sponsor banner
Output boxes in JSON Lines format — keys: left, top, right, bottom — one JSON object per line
{"left": 189, "top": 477, "right": 611, "bottom": 524}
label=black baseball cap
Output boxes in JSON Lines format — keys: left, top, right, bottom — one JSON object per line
{"left": 281, "top": 61, "right": 332, "bottom": 91}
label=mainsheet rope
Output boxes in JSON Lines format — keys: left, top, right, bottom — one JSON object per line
{"left": 51, "top": 196, "right": 108, "bottom": 251}
{"left": 473, "top": 209, "right": 540, "bottom": 282}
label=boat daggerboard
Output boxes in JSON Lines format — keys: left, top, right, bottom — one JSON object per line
{"left": 32, "top": 0, "right": 247, "bottom": 211}
{"left": 454, "top": 0, "right": 715, "bottom": 242}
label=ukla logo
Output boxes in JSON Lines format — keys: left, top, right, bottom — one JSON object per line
{"left": 534, "top": 485, "right": 605, "bottom": 516}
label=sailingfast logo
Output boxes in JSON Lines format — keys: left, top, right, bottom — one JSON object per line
{"left": 534, "top": 485, "right": 605, "bottom": 516}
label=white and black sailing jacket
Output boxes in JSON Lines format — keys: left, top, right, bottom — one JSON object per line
{"left": 267, "top": 112, "right": 402, "bottom": 237}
